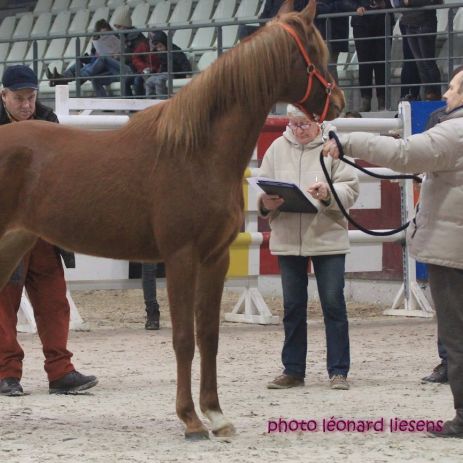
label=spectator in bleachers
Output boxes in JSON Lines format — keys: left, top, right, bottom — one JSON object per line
{"left": 111, "top": 6, "right": 160, "bottom": 97}
{"left": 399, "top": 19, "right": 421, "bottom": 101}
{"left": 315, "top": 0, "right": 356, "bottom": 83}
{"left": 260, "top": 104, "right": 359, "bottom": 392}
{"left": 237, "top": 0, "right": 309, "bottom": 40}
{"left": 399, "top": 0, "right": 442, "bottom": 101}
{"left": 0, "top": 65, "right": 98, "bottom": 396}
{"left": 48, "top": 19, "right": 132, "bottom": 97}
{"left": 351, "top": 1, "right": 394, "bottom": 111}
{"left": 144, "top": 31, "right": 191, "bottom": 98}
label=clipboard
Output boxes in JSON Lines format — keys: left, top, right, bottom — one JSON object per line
{"left": 257, "top": 179, "right": 318, "bottom": 213}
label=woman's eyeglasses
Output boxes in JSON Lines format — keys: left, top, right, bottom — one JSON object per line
{"left": 288, "top": 122, "right": 313, "bottom": 130}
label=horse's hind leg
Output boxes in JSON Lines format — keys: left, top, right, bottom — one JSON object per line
{"left": 0, "top": 230, "right": 37, "bottom": 290}
{"left": 165, "top": 245, "right": 209, "bottom": 440}
{"left": 195, "top": 251, "right": 236, "bottom": 438}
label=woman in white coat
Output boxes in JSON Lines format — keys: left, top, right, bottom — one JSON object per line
{"left": 260, "top": 105, "right": 359, "bottom": 391}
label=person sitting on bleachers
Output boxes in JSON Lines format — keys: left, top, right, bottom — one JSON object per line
{"left": 144, "top": 31, "right": 191, "bottom": 98}
{"left": 111, "top": 6, "right": 160, "bottom": 97}
{"left": 47, "top": 18, "right": 132, "bottom": 97}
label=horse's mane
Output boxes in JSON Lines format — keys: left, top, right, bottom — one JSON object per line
{"left": 125, "top": 12, "right": 326, "bottom": 155}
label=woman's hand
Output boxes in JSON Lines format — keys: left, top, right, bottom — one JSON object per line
{"left": 261, "top": 194, "right": 284, "bottom": 211}
{"left": 307, "top": 182, "right": 330, "bottom": 201}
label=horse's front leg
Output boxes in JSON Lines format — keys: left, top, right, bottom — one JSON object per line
{"left": 165, "top": 245, "right": 209, "bottom": 440}
{"left": 195, "top": 250, "right": 236, "bottom": 438}
{"left": 0, "top": 230, "right": 37, "bottom": 290}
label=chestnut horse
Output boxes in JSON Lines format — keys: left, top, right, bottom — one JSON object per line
{"left": 0, "top": 0, "right": 344, "bottom": 439}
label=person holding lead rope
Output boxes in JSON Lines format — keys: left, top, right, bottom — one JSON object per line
{"left": 322, "top": 69, "right": 463, "bottom": 439}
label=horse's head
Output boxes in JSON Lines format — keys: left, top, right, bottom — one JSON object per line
{"left": 273, "top": 0, "right": 345, "bottom": 122}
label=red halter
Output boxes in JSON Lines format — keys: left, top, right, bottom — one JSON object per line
{"left": 278, "top": 22, "right": 335, "bottom": 123}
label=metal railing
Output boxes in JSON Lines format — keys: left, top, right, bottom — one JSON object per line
{"left": 0, "top": 3, "right": 462, "bottom": 105}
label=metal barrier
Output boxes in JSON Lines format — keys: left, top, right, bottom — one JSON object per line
{"left": 1, "top": 3, "right": 462, "bottom": 107}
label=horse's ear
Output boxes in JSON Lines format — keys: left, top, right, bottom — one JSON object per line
{"left": 276, "top": 0, "right": 295, "bottom": 16}
{"left": 299, "top": 0, "right": 317, "bottom": 23}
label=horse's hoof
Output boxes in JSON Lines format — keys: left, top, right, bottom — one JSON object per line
{"left": 212, "top": 423, "right": 236, "bottom": 438}
{"left": 185, "top": 429, "right": 210, "bottom": 441}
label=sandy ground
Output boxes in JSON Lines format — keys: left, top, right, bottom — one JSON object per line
{"left": 1, "top": 288, "right": 461, "bottom": 463}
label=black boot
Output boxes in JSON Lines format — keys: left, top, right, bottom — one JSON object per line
{"left": 145, "top": 303, "right": 160, "bottom": 330}
{"left": 46, "top": 67, "right": 55, "bottom": 87}
{"left": 360, "top": 97, "right": 371, "bottom": 112}
{"left": 377, "top": 96, "right": 385, "bottom": 111}
{"left": 421, "top": 362, "right": 448, "bottom": 383}
{"left": 52, "top": 67, "right": 74, "bottom": 85}
{"left": 428, "top": 409, "right": 463, "bottom": 438}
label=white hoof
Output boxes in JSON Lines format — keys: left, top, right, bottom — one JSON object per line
{"left": 204, "top": 410, "right": 236, "bottom": 436}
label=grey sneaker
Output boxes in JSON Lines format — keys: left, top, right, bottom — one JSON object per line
{"left": 330, "top": 375, "right": 350, "bottom": 390}
{"left": 49, "top": 371, "right": 98, "bottom": 394}
{"left": 0, "top": 377, "right": 24, "bottom": 396}
{"left": 267, "top": 374, "right": 304, "bottom": 389}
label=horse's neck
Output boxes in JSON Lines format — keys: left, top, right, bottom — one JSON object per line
{"left": 189, "top": 33, "right": 291, "bottom": 174}
{"left": 208, "top": 104, "right": 270, "bottom": 179}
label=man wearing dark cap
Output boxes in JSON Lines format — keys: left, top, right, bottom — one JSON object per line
{"left": 0, "top": 65, "right": 98, "bottom": 396}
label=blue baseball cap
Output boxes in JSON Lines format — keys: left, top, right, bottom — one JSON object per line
{"left": 2, "top": 65, "right": 38, "bottom": 90}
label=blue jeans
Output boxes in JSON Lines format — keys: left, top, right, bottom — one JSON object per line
{"left": 145, "top": 73, "right": 168, "bottom": 97}
{"left": 438, "top": 337, "right": 448, "bottom": 364}
{"left": 66, "top": 57, "right": 131, "bottom": 97}
{"left": 141, "top": 264, "right": 159, "bottom": 315}
{"left": 400, "top": 21, "right": 421, "bottom": 99}
{"left": 404, "top": 22, "right": 441, "bottom": 97}
{"left": 278, "top": 254, "right": 350, "bottom": 379}
{"left": 125, "top": 75, "right": 145, "bottom": 97}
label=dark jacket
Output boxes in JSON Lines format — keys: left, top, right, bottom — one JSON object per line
{"left": 259, "top": 0, "right": 309, "bottom": 19}
{"left": 351, "top": 0, "right": 393, "bottom": 27}
{"left": 316, "top": 1, "right": 357, "bottom": 53}
{"left": 399, "top": 0, "right": 443, "bottom": 27}
{"left": 0, "top": 99, "right": 75, "bottom": 269}
{"left": 149, "top": 31, "right": 192, "bottom": 78}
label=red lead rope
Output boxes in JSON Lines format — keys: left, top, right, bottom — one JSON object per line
{"left": 277, "top": 22, "right": 335, "bottom": 123}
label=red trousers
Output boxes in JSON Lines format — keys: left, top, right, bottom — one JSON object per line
{"left": 0, "top": 239, "right": 75, "bottom": 382}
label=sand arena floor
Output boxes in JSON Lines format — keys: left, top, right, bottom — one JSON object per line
{"left": 1, "top": 289, "right": 461, "bottom": 463}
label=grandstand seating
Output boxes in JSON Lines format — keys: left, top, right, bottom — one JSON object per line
{"left": 33, "top": 0, "right": 52, "bottom": 15}
{"left": 0, "top": 0, "right": 462, "bottom": 102}
{"left": 147, "top": 1, "right": 171, "bottom": 27}
{"left": 51, "top": 0, "right": 71, "bottom": 14}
